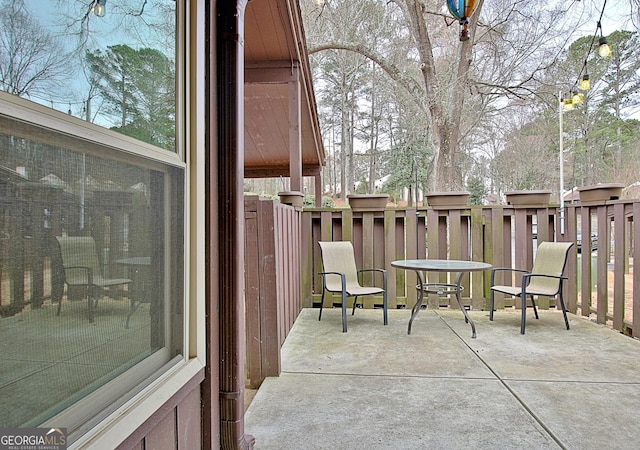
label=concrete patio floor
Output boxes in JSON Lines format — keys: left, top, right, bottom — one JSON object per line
{"left": 244, "top": 307, "right": 640, "bottom": 449}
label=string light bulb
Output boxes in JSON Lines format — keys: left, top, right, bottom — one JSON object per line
{"left": 579, "top": 73, "right": 590, "bottom": 91}
{"left": 598, "top": 36, "right": 611, "bottom": 57}
{"left": 91, "top": 0, "right": 106, "bottom": 17}
{"left": 572, "top": 91, "right": 584, "bottom": 105}
{"left": 563, "top": 97, "right": 574, "bottom": 111}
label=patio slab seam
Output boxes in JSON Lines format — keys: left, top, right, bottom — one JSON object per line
{"left": 280, "top": 369, "right": 499, "bottom": 381}
{"left": 429, "top": 310, "right": 573, "bottom": 449}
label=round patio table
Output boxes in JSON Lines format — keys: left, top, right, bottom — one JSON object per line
{"left": 391, "top": 259, "right": 492, "bottom": 338}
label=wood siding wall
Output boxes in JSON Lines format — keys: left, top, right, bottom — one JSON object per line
{"left": 115, "top": 370, "right": 204, "bottom": 450}
{"left": 244, "top": 196, "right": 302, "bottom": 388}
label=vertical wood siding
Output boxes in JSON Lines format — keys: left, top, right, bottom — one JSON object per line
{"left": 115, "top": 370, "right": 204, "bottom": 450}
{"left": 244, "top": 196, "right": 302, "bottom": 388}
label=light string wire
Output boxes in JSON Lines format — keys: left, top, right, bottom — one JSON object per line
{"left": 568, "top": 0, "right": 608, "bottom": 96}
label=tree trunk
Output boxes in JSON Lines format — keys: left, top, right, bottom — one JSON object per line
{"left": 405, "top": 0, "right": 483, "bottom": 190}
{"left": 368, "top": 70, "right": 377, "bottom": 194}
{"left": 340, "top": 86, "right": 348, "bottom": 198}
{"left": 348, "top": 103, "right": 355, "bottom": 195}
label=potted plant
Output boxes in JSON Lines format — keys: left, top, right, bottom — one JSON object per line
{"left": 278, "top": 191, "right": 304, "bottom": 208}
{"left": 346, "top": 194, "right": 390, "bottom": 211}
{"left": 425, "top": 191, "right": 470, "bottom": 210}
{"left": 577, "top": 183, "right": 624, "bottom": 205}
{"left": 504, "top": 190, "right": 552, "bottom": 208}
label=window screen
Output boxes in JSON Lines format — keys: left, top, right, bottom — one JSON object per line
{"left": 0, "top": 124, "right": 184, "bottom": 429}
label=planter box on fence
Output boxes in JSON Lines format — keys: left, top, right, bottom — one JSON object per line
{"left": 577, "top": 183, "right": 624, "bottom": 206}
{"left": 278, "top": 191, "right": 304, "bottom": 209}
{"left": 426, "top": 191, "right": 469, "bottom": 210}
{"left": 347, "top": 194, "right": 389, "bottom": 211}
{"left": 505, "top": 190, "right": 552, "bottom": 208}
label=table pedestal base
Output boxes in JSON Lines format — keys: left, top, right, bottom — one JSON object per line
{"left": 408, "top": 271, "right": 476, "bottom": 338}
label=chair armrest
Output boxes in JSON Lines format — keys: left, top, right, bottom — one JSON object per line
{"left": 63, "top": 265, "right": 94, "bottom": 285}
{"left": 521, "top": 273, "right": 566, "bottom": 296}
{"left": 319, "top": 271, "right": 345, "bottom": 277}
{"left": 491, "top": 267, "right": 528, "bottom": 274}
{"left": 358, "top": 268, "right": 387, "bottom": 290}
{"left": 490, "top": 267, "right": 528, "bottom": 287}
{"left": 319, "top": 271, "right": 347, "bottom": 292}
{"left": 523, "top": 273, "right": 564, "bottom": 282}
{"left": 358, "top": 268, "right": 386, "bottom": 275}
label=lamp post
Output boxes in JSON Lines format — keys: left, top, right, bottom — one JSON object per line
{"left": 559, "top": 91, "right": 565, "bottom": 235}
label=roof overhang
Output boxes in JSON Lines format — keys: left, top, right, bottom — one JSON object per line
{"left": 244, "top": 0, "right": 325, "bottom": 179}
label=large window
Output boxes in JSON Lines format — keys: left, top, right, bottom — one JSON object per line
{"left": 0, "top": 0, "right": 184, "bottom": 440}
{"left": 0, "top": 0, "right": 176, "bottom": 150}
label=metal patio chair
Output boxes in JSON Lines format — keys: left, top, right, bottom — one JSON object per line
{"left": 56, "top": 236, "right": 131, "bottom": 323}
{"left": 318, "top": 241, "right": 388, "bottom": 332}
{"left": 489, "top": 241, "right": 574, "bottom": 334}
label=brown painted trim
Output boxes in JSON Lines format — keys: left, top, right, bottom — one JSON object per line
{"left": 244, "top": 165, "right": 321, "bottom": 178}
{"left": 216, "top": 1, "right": 254, "bottom": 449}
{"left": 202, "top": 0, "right": 221, "bottom": 448}
{"left": 245, "top": 64, "right": 298, "bottom": 83}
{"left": 288, "top": 73, "right": 302, "bottom": 192}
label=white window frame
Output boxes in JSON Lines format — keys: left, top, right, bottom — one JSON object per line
{"left": 71, "top": 1, "right": 207, "bottom": 447}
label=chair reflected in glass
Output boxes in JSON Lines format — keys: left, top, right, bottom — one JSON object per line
{"left": 116, "top": 256, "right": 151, "bottom": 328}
{"left": 489, "top": 241, "right": 574, "bottom": 334}
{"left": 56, "top": 236, "right": 131, "bottom": 323}
{"left": 317, "top": 241, "right": 388, "bottom": 332}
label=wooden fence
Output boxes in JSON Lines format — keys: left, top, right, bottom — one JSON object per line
{"left": 3, "top": 195, "right": 637, "bottom": 388}
{"left": 301, "top": 200, "right": 640, "bottom": 339}
{"left": 244, "top": 196, "right": 302, "bottom": 388}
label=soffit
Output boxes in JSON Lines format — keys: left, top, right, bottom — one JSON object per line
{"left": 244, "top": 0, "right": 324, "bottom": 177}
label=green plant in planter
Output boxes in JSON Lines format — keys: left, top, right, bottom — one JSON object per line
{"left": 303, "top": 195, "right": 334, "bottom": 207}
{"left": 467, "top": 175, "right": 487, "bottom": 205}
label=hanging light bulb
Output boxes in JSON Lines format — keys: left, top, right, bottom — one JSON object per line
{"left": 596, "top": 21, "right": 611, "bottom": 57}
{"left": 563, "top": 96, "right": 574, "bottom": 111}
{"left": 572, "top": 90, "right": 584, "bottom": 105}
{"left": 579, "top": 73, "right": 590, "bottom": 91}
{"left": 598, "top": 36, "right": 611, "bottom": 57}
{"left": 91, "top": 0, "right": 106, "bottom": 17}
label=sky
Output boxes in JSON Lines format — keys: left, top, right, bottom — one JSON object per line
{"left": 17, "top": 0, "right": 175, "bottom": 123}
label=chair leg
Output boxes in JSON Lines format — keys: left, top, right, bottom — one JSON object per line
{"left": 520, "top": 294, "right": 527, "bottom": 335}
{"left": 558, "top": 292, "right": 570, "bottom": 330}
{"left": 383, "top": 290, "right": 388, "bottom": 325}
{"left": 126, "top": 299, "right": 141, "bottom": 329}
{"left": 531, "top": 295, "right": 539, "bottom": 319}
{"left": 489, "top": 270, "right": 497, "bottom": 321}
{"left": 88, "top": 287, "right": 95, "bottom": 323}
{"left": 319, "top": 290, "right": 326, "bottom": 321}
{"left": 352, "top": 296, "right": 359, "bottom": 316}
{"left": 57, "top": 290, "right": 63, "bottom": 316}
{"left": 489, "top": 289, "right": 495, "bottom": 321}
{"left": 341, "top": 290, "right": 347, "bottom": 332}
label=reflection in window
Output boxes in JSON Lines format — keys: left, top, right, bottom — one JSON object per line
{"left": 0, "top": 128, "right": 184, "bottom": 429}
{"left": 0, "top": 0, "right": 176, "bottom": 151}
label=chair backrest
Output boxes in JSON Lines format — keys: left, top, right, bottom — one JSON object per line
{"left": 56, "top": 236, "right": 102, "bottom": 285}
{"left": 318, "top": 241, "right": 360, "bottom": 291}
{"left": 528, "top": 241, "right": 574, "bottom": 294}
